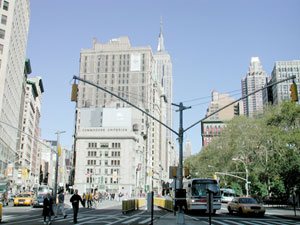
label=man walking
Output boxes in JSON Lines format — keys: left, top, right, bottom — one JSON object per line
{"left": 70, "top": 189, "right": 84, "bottom": 223}
{"left": 42, "top": 193, "right": 54, "bottom": 225}
{"left": 56, "top": 189, "right": 67, "bottom": 219}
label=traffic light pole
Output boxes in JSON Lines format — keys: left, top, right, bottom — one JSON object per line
{"left": 172, "top": 103, "right": 191, "bottom": 224}
{"left": 54, "top": 130, "right": 65, "bottom": 203}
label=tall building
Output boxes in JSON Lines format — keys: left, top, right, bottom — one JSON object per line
{"left": 269, "top": 60, "right": 300, "bottom": 105}
{"left": 0, "top": 0, "right": 30, "bottom": 176}
{"left": 183, "top": 141, "right": 192, "bottom": 161}
{"left": 153, "top": 18, "right": 173, "bottom": 142}
{"left": 201, "top": 90, "right": 243, "bottom": 147}
{"left": 18, "top": 77, "right": 44, "bottom": 190}
{"left": 241, "top": 57, "right": 267, "bottom": 117}
{"left": 73, "top": 36, "right": 175, "bottom": 195}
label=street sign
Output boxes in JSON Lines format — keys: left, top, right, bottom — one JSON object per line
{"left": 247, "top": 181, "right": 251, "bottom": 184}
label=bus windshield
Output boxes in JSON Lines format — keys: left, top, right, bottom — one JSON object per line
{"left": 192, "top": 180, "right": 220, "bottom": 197}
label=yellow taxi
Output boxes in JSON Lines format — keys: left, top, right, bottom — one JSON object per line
{"left": 227, "top": 197, "right": 265, "bottom": 216}
{"left": 13, "top": 192, "right": 35, "bottom": 206}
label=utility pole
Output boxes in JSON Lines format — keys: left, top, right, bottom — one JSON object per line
{"left": 172, "top": 102, "right": 191, "bottom": 225}
{"left": 54, "top": 130, "right": 65, "bottom": 202}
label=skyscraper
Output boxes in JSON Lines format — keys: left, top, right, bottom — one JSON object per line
{"left": 0, "top": 0, "right": 30, "bottom": 176}
{"left": 18, "top": 77, "right": 43, "bottom": 190}
{"left": 270, "top": 60, "right": 300, "bottom": 105}
{"left": 241, "top": 57, "right": 267, "bottom": 117}
{"left": 153, "top": 18, "right": 173, "bottom": 142}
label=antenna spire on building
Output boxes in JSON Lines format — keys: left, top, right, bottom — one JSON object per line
{"left": 157, "top": 16, "right": 165, "bottom": 52}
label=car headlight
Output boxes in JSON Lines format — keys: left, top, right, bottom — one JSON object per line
{"left": 25, "top": 199, "right": 30, "bottom": 202}
{"left": 244, "top": 206, "right": 251, "bottom": 210}
{"left": 14, "top": 200, "right": 18, "bottom": 202}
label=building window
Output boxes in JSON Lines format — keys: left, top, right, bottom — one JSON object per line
{"left": 3, "top": 1, "right": 8, "bottom": 10}
{"left": 1, "top": 15, "right": 7, "bottom": 25}
{"left": 0, "top": 29, "right": 5, "bottom": 39}
{"left": 0, "top": 44, "right": 3, "bottom": 54}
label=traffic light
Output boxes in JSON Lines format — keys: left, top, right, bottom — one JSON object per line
{"left": 183, "top": 168, "right": 189, "bottom": 178}
{"left": 172, "top": 167, "right": 177, "bottom": 177}
{"left": 290, "top": 82, "right": 298, "bottom": 102}
{"left": 71, "top": 83, "right": 78, "bottom": 102}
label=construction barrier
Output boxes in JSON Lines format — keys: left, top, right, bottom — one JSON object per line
{"left": 136, "top": 198, "right": 146, "bottom": 209}
{"left": 122, "top": 199, "right": 136, "bottom": 214}
{"left": 154, "top": 197, "right": 173, "bottom": 211}
{"left": 122, "top": 198, "right": 147, "bottom": 214}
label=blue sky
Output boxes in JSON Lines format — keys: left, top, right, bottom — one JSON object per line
{"left": 26, "top": 0, "right": 300, "bottom": 154}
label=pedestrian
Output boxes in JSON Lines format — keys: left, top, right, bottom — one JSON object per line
{"left": 86, "top": 192, "right": 90, "bottom": 208}
{"left": 42, "top": 193, "right": 54, "bottom": 225}
{"left": 88, "top": 192, "right": 93, "bottom": 208}
{"left": 118, "top": 192, "right": 123, "bottom": 201}
{"left": 82, "top": 193, "right": 86, "bottom": 208}
{"left": 99, "top": 192, "right": 102, "bottom": 203}
{"left": 94, "top": 192, "right": 98, "bottom": 208}
{"left": 55, "top": 189, "right": 67, "bottom": 219}
{"left": 70, "top": 189, "right": 84, "bottom": 224}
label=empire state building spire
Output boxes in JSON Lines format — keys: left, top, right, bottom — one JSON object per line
{"left": 157, "top": 17, "right": 165, "bottom": 52}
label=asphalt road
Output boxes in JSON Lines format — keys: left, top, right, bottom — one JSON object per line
{"left": 1, "top": 201, "right": 299, "bottom": 225}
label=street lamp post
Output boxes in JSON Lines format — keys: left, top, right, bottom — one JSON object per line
{"left": 232, "top": 158, "right": 248, "bottom": 196}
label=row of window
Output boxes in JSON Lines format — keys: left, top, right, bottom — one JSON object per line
{"left": 88, "top": 142, "right": 121, "bottom": 149}
{"left": 87, "top": 151, "right": 120, "bottom": 158}
{"left": 87, "top": 176, "right": 118, "bottom": 184}
{"left": 87, "top": 168, "right": 119, "bottom": 175}
{"left": 87, "top": 159, "right": 121, "bottom": 166}
{"left": 278, "top": 67, "right": 299, "bottom": 72}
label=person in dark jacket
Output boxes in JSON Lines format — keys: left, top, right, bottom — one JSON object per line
{"left": 70, "top": 189, "right": 84, "bottom": 223}
{"left": 42, "top": 193, "right": 54, "bottom": 225}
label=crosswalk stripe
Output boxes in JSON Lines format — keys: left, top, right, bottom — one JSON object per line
{"left": 138, "top": 217, "right": 152, "bottom": 224}
{"left": 122, "top": 217, "right": 140, "bottom": 223}
{"left": 223, "top": 219, "right": 243, "bottom": 225}
{"left": 212, "top": 219, "right": 230, "bottom": 225}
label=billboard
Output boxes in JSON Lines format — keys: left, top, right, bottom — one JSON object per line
{"left": 130, "top": 53, "right": 141, "bottom": 71}
{"left": 103, "top": 108, "right": 132, "bottom": 127}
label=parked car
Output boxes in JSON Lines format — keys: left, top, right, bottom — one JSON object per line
{"left": 227, "top": 197, "right": 265, "bottom": 216}
{"left": 13, "top": 192, "right": 34, "bottom": 206}
{"left": 32, "top": 194, "right": 46, "bottom": 208}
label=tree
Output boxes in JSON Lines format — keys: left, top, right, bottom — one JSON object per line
{"left": 184, "top": 101, "right": 300, "bottom": 203}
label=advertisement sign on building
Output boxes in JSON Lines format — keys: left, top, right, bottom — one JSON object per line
{"left": 130, "top": 53, "right": 141, "bottom": 71}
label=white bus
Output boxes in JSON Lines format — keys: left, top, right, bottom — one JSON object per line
{"left": 183, "top": 178, "right": 221, "bottom": 213}
{"left": 220, "top": 188, "right": 236, "bottom": 203}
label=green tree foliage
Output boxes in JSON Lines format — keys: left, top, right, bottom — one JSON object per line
{"left": 184, "top": 101, "right": 300, "bottom": 202}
